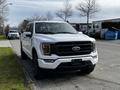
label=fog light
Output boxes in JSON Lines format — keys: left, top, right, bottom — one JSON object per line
{"left": 92, "top": 55, "right": 97, "bottom": 59}
{"left": 44, "top": 59, "right": 56, "bottom": 63}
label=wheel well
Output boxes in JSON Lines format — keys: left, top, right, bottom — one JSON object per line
{"left": 32, "top": 48, "right": 37, "bottom": 58}
{"left": 20, "top": 41, "right": 22, "bottom": 46}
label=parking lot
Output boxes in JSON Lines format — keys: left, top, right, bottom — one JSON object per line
{"left": 10, "top": 40, "right": 120, "bottom": 90}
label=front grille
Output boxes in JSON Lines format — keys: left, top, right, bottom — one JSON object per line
{"left": 11, "top": 34, "right": 17, "bottom": 37}
{"left": 57, "top": 61, "right": 93, "bottom": 71}
{"left": 51, "top": 41, "right": 93, "bottom": 56}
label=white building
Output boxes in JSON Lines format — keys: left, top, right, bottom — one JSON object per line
{"left": 92, "top": 18, "right": 120, "bottom": 38}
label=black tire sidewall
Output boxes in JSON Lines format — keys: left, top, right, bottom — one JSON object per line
{"left": 21, "top": 42, "right": 27, "bottom": 60}
{"left": 32, "top": 52, "right": 43, "bottom": 79}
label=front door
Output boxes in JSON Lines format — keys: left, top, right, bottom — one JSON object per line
{"left": 25, "top": 23, "right": 33, "bottom": 56}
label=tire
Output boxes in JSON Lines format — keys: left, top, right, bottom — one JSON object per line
{"left": 32, "top": 51, "right": 44, "bottom": 80}
{"left": 21, "top": 43, "right": 28, "bottom": 60}
{"left": 77, "top": 65, "right": 96, "bottom": 75}
{"left": 8, "top": 37, "right": 10, "bottom": 40}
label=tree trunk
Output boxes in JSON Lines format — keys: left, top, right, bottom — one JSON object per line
{"left": 86, "top": 14, "right": 89, "bottom": 35}
{"left": 64, "top": 15, "right": 67, "bottom": 22}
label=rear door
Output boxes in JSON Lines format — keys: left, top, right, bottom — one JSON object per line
{"left": 21, "top": 25, "right": 30, "bottom": 54}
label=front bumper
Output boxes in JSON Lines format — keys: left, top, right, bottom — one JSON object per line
{"left": 38, "top": 53, "right": 98, "bottom": 69}
{"left": 8, "top": 35, "right": 19, "bottom": 39}
{"left": 39, "top": 61, "right": 95, "bottom": 72}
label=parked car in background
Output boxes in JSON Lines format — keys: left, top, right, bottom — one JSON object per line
{"left": 7, "top": 30, "right": 20, "bottom": 39}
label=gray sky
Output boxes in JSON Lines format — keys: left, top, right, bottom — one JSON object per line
{"left": 7, "top": 0, "right": 120, "bottom": 26}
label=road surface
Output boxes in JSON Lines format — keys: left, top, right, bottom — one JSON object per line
{"left": 10, "top": 40, "right": 120, "bottom": 90}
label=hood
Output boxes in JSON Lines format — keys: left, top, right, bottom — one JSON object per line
{"left": 35, "top": 33, "right": 95, "bottom": 43}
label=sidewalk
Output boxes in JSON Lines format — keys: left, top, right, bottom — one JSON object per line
{"left": 0, "top": 40, "right": 11, "bottom": 47}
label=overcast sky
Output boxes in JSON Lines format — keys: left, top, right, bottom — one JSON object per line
{"left": 7, "top": 0, "right": 120, "bottom": 26}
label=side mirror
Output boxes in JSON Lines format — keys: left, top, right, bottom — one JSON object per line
{"left": 25, "top": 32, "right": 32, "bottom": 37}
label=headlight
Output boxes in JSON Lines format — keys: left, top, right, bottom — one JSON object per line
{"left": 41, "top": 43, "right": 51, "bottom": 55}
{"left": 92, "top": 42, "right": 96, "bottom": 52}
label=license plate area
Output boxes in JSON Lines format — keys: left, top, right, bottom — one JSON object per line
{"left": 71, "top": 59, "right": 82, "bottom": 65}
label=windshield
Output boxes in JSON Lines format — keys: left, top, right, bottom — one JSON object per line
{"left": 35, "top": 22, "right": 78, "bottom": 34}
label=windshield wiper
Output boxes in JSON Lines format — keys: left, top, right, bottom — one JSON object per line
{"left": 56, "top": 32, "right": 75, "bottom": 34}
{"left": 40, "top": 32, "right": 55, "bottom": 34}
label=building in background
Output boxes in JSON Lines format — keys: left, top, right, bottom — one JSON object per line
{"left": 70, "top": 23, "right": 92, "bottom": 34}
{"left": 92, "top": 18, "right": 120, "bottom": 39}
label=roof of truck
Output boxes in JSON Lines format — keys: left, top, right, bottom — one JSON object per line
{"left": 30, "top": 21, "right": 67, "bottom": 23}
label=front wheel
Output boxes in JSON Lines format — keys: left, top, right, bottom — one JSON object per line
{"left": 32, "top": 52, "right": 44, "bottom": 80}
{"left": 21, "top": 43, "right": 28, "bottom": 60}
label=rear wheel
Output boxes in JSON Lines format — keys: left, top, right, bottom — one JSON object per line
{"left": 21, "top": 43, "right": 28, "bottom": 60}
{"left": 32, "top": 51, "right": 44, "bottom": 80}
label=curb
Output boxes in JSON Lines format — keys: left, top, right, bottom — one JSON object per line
{"left": 13, "top": 50, "right": 36, "bottom": 90}
{"left": 9, "top": 40, "right": 37, "bottom": 90}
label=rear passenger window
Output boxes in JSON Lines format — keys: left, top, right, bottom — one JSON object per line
{"left": 29, "top": 24, "right": 33, "bottom": 34}
{"left": 25, "top": 23, "right": 33, "bottom": 34}
{"left": 26, "top": 25, "right": 30, "bottom": 32}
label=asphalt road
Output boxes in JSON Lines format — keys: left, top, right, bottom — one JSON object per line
{"left": 10, "top": 40, "right": 120, "bottom": 90}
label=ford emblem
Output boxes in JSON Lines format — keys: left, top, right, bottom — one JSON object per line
{"left": 72, "top": 46, "right": 81, "bottom": 52}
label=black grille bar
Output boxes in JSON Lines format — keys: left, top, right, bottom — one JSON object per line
{"left": 51, "top": 41, "right": 93, "bottom": 56}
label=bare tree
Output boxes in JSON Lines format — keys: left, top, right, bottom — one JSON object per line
{"left": 0, "top": 16, "right": 3, "bottom": 24}
{"left": 4, "top": 24, "right": 10, "bottom": 36}
{"left": 18, "top": 14, "right": 53, "bottom": 33}
{"left": 76, "top": 0, "right": 99, "bottom": 33}
{"left": 18, "top": 20, "right": 29, "bottom": 33}
{"left": 27, "top": 15, "right": 47, "bottom": 22}
{"left": 0, "top": 0, "right": 7, "bottom": 13}
{"left": 27, "top": 13, "right": 54, "bottom": 22}
{"left": 56, "top": 0, "right": 72, "bottom": 22}
{"left": 0, "top": 0, "right": 8, "bottom": 20}
{"left": 0, "top": 0, "right": 9, "bottom": 34}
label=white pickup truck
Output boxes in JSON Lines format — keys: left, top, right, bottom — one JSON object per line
{"left": 20, "top": 21, "right": 98, "bottom": 79}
